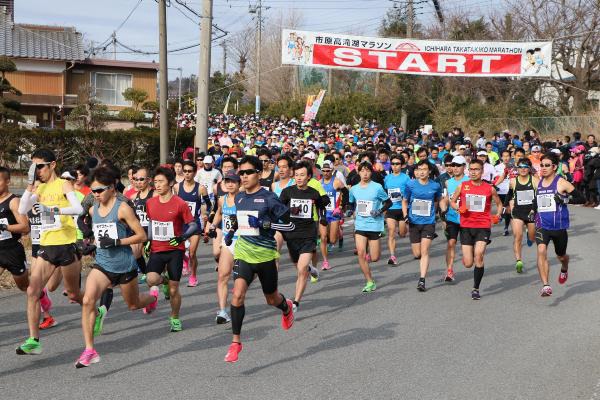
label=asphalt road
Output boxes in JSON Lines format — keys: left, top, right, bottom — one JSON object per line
{"left": 1, "top": 207, "right": 600, "bottom": 400}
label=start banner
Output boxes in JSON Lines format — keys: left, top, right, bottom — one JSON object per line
{"left": 282, "top": 29, "right": 552, "bottom": 78}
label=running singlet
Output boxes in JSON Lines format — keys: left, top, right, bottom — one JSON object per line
{"left": 349, "top": 181, "right": 389, "bottom": 232}
{"left": 37, "top": 178, "right": 77, "bottom": 245}
{"left": 458, "top": 181, "right": 493, "bottom": 228}
{"left": 535, "top": 176, "right": 569, "bottom": 230}
{"left": 146, "top": 196, "right": 194, "bottom": 252}
{"left": 273, "top": 179, "right": 294, "bottom": 198}
{"left": 446, "top": 176, "right": 469, "bottom": 224}
{"left": 320, "top": 177, "right": 338, "bottom": 214}
{"left": 221, "top": 194, "right": 238, "bottom": 243}
{"left": 133, "top": 190, "right": 154, "bottom": 229}
{"left": 177, "top": 181, "right": 202, "bottom": 223}
{"left": 92, "top": 200, "right": 137, "bottom": 273}
{"left": 233, "top": 188, "right": 289, "bottom": 264}
{"left": 404, "top": 180, "right": 442, "bottom": 225}
{"left": 259, "top": 170, "right": 275, "bottom": 191}
{"left": 513, "top": 176, "right": 536, "bottom": 211}
{"left": 384, "top": 172, "right": 410, "bottom": 210}
{"left": 0, "top": 194, "right": 20, "bottom": 247}
{"left": 279, "top": 185, "right": 325, "bottom": 240}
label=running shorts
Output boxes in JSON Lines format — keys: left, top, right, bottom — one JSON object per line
{"left": 444, "top": 221, "right": 460, "bottom": 241}
{"left": 287, "top": 237, "right": 317, "bottom": 263}
{"left": 0, "top": 243, "right": 27, "bottom": 275}
{"left": 147, "top": 250, "right": 185, "bottom": 282}
{"left": 385, "top": 209, "right": 405, "bottom": 221}
{"left": 93, "top": 264, "right": 138, "bottom": 286}
{"left": 535, "top": 228, "right": 568, "bottom": 256}
{"left": 460, "top": 228, "right": 491, "bottom": 246}
{"left": 409, "top": 223, "right": 436, "bottom": 244}
{"left": 354, "top": 230, "right": 382, "bottom": 241}
{"left": 38, "top": 244, "right": 79, "bottom": 267}
{"left": 232, "top": 259, "right": 278, "bottom": 295}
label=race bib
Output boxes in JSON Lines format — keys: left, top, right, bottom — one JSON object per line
{"left": 41, "top": 212, "right": 61, "bottom": 231}
{"left": 466, "top": 194, "right": 486, "bottom": 212}
{"left": 411, "top": 199, "right": 432, "bottom": 217}
{"left": 151, "top": 221, "right": 174, "bottom": 241}
{"left": 357, "top": 200, "right": 374, "bottom": 217}
{"left": 537, "top": 194, "right": 556, "bottom": 213}
{"left": 388, "top": 188, "right": 402, "bottom": 203}
{"left": 290, "top": 198, "right": 312, "bottom": 219}
{"left": 186, "top": 201, "right": 197, "bottom": 217}
{"left": 222, "top": 214, "right": 234, "bottom": 231}
{"left": 0, "top": 218, "right": 12, "bottom": 240}
{"left": 516, "top": 190, "right": 535, "bottom": 206}
{"left": 30, "top": 225, "right": 41, "bottom": 245}
{"left": 93, "top": 222, "right": 118, "bottom": 247}
{"left": 326, "top": 195, "right": 335, "bottom": 211}
{"left": 237, "top": 210, "right": 259, "bottom": 236}
{"left": 136, "top": 210, "right": 149, "bottom": 227}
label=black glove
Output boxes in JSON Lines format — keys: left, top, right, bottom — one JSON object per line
{"left": 527, "top": 209, "right": 536, "bottom": 223}
{"left": 207, "top": 212, "right": 216, "bottom": 224}
{"left": 554, "top": 193, "right": 567, "bottom": 205}
{"left": 99, "top": 236, "right": 121, "bottom": 249}
{"left": 169, "top": 236, "right": 185, "bottom": 246}
{"left": 207, "top": 226, "right": 217, "bottom": 238}
{"left": 0, "top": 224, "right": 7, "bottom": 231}
{"left": 81, "top": 240, "right": 97, "bottom": 256}
{"left": 82, "top": 228, "right": 94, "bottom": 240}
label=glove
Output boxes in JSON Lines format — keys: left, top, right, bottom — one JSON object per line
{"left": 332, "top": 207, "right": 342, "bottom": 218}
{"left": 169, "top": 236, "right": 185, "bottom": 246}
{"left": 0, "top": 223, "right": 7, "bottom": 231}
{"left": 370, "top": 209, "right": 383, "bottom": 218}
{"left": 248, "top": 215, "right": 270, "bottom": 229}
{"left": 81, "top": 240, "right": 97, "bottom": 256}
{"left": 27, "top": 163, "right": 37, "bottom": 185}
{"left": 289, "top": 205, "right": 301, "bottom": 216}
{"left": 390, "top": 192, "right": 402, "bottom": 199}
{"left": 458, "top": 203, "right": 468, "bottom": 214}
{"left": 33, "top": 203, "right": 56, "bottom": 215}
{"left": 143, "top": 241, "right": 151, "bottom": 258}
{"left": 319, "top": 218, "right": 328, "bottom": 226}
{"left": 207, "top": 226, "right": 217, "bottom": 238}
{"left": 491, "top": 215, "right": 501, "bottom": 224}
{"left": 439, "top": 209, "right": 447, "bottom": 222}
{"left": 345, "top": 209, "right": 353, "bottom": 218}
{"left": 554, "top": 193, "right": 567, "bottom": 205}
{"left": 99, "top": 236, "right": 121, "bottom": 249}
{"left": 224, "top": 230, "right": 235, "bottom": 246}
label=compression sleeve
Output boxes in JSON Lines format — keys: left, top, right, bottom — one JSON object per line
{"left": 18, "top": 190, "right": 38, "bottom": 214}
{"left": 182, "top": 221, "right": 199, "bottom": 239}
{"left": 202, "top": 195, "right": 212, "bottom": 215}
{"left": 59, "top": 192, "right": 84, "bottom": 216}
{"left": 379, "top": 198, "right": 393, "bottom": 213}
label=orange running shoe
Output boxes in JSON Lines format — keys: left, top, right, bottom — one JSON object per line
{"left": 281, "top": 299, "right": 294, "bottom": 330}
{"left": 224, "top": 342, "right": 243, "bottom": 363}
{"left": 39, "top": 316, "right": 56, "bottom": 330}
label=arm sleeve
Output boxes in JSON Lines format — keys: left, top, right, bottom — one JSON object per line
{"left": 18, "top": 190, "right": 38, "bottom": 215}
{"left": 202, "top": 195, "right": 212, "bottom": 215}
{"left": 182, "top": 221, "right": 199, "bottom": 239}
{"left": 59, "top": 192, "right": 84, "bottom": 216}
{"left": 380, "top": 198, "right": 393, "bottom": 213}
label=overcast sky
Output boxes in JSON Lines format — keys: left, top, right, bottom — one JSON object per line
{"left": 15, "top": 0, "right": 495, "bottom": 79}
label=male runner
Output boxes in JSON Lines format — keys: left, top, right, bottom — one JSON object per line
{"left": 384, "top": 154, "right": 410, "bottom": 265}
{"left": 450, "top": 159, "right": 503, "bottom": 300}
{"left": 318, "top": 160, "right": 345, "bottom": 270}
{"left": 128, "top": 167, "right": 155, "bottom": 279}
{"left": 17, "top": 149, "right": 84, "bottom": 354}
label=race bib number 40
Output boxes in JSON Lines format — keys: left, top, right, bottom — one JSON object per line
{"left": 466, "top": 194, "right": 486, "bottom": 212}
{"left": 237, "top": 210, "right": 259, "bottom": 236}
{"left": 151, "top": 221, "right": 174, "bottom": 241}
{"left": 357, "top": 200, "right": 374, "bottom": 217}
{"left": 537, "top": 194, "right": 556, "bottom": 212}
{"left": 93, "top": 223, "right": 118, "bottom": 246}
{"left": 290, "top": 198, "right": 312, "bottom": 219}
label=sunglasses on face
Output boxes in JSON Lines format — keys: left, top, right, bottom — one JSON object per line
{"left": 183, "top": 169, "right": 195, "bottom": 173}
{"left": 391, "top": 162, "right": 402, "bottom": 166}
{"left": 444, "top": 164, "right": 452, "bottom": 167}
{"left": 517, "top": 165, "right": 530, "bottom": 169}
{"left": 540, "top": 163, "right": 554, "bottom": 168}
{"left": 260, "top": 159, "right": 270, "bottom": 163}
{"left": 91, "top": 185, "right": 110, "bottom": 194}
{"left": 239, "top": 168, "right": 258, "bottom": 176}
{"left": 132, "top": 177, "right": 147, "bottom": 182}
{"left": 35, "top": 162, "right": 51, "bottom": 170}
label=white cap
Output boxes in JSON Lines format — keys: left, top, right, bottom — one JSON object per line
{"left": 303, "top": 151, "right": 316, "bottom": 160}
{"left": 477, "top": 150, "right": 488, "bottom": 156}
{"left": 452, "top": 155, "right": 467, "bottom": 165}
{"left": 532, "top": 145, "right": 542, "bottom": 152}
{"left": 203, "top": 155, "right": 214, "bottom": 164}
{"left": 464, "top": 137, "right": 472, "bottom": 142}
{"left": 322, "top": 160, "right": 333, "bottom": 169}
{"left": 60, "top": 171, "right": 76, "bottom": 180}
{"left": 459, "top": 145, "right": 466, "bottom": 150}
{"left": 550, "top": 148, "right": 562, "bottom": 155}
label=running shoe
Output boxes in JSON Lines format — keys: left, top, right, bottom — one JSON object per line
{"left": 170, "top": 317, "right": 182, "bottom": 332}
{"left": 40, "top": 288, "right": 52, "bottom": 313}
{"left": 216, "top": 309, "right": 231, "bottom": 324}
{"left": 444, "top": 269, "right": 455, "bottom": 282}
{"left": 362, "top": 280, "right": 376, "bottom": 293}
{"left": 540, "top": 285, "right": 553, "bottom": 297}
{"left": 143, "top": 287, "right": 159, "bottom": 314}
{"left": 224, "top": 342, "right": 243, "bottom": 363}
{"left": 281, "top": 299, "right": 294, "bottom": 330}
{"left": 526, "top": 238, "right": 533, "bottom": 247}
{"left": 309, "top": 265, "right": 320, "bottom": 283}
{"left": 16, "top": 337, "right": 41, "bottom": 355}
{"left": 39, "top": 316, "right": 56, "bottom": 330}
{"left": 471, "top": 289, "right": 481, "bottom": 300}
{"left": 558, "top": 270, "right": 568, "bottom": 285}
{"left": 327, "top": 243, "right": 334, "bottom": 252}
{"left": 292, "top": 302, "right": 298, "bottom": 314}
{"left": 93, "top": 305, "right": 107, "bottom": 337}
{"left": 187, "top": 275, "right": 198, "bottom": 287}
{"left": 417, "top": 279, "right": 426, "bottom": 292}
{"left": 75, "top": 348, "right": 100, "bottom": 368}
{"left": 387, "top": 256, "right": 398, "bottom": 266}
{"left": 365, "top": 254, "right": 371, "bottom": 262}
{"left": 138, "top": 274, "right": 147, "bottom": 284}
{"left": 321, "top": 260, "right": 331, "bottom": 271}
{"left": 503, "top": 229, "right": 509, "bottom": 236}
{"left": 515, "top": 260, "right": 524, "bottom": 274}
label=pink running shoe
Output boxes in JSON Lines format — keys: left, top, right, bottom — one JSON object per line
{"left": 143, "top": 287, "right": 159, "bottom": 314}
{"left": 224, "top": 342, "right": 243, "bottom": 363}
{"left": 365, "top": 254, "right": 371, "bottom": 262}
{"left": 321, "top": 260, "right": 331, "bottom": 271}
{"left": 75, "top": 348, "right": 100, "bottom": 368}
{"left": 281, "top": 299, "right": 295, "bottom": 330}
{"left": 540, "top": 285, "right": 553, "bottom": 297}
{"left": 40, "top": 288, "right": 52, "bottom": 313}
{"left": 387, "top": 256, "right": 397, "bottom": 265}
{"left": 187, "top": 275, "right": 198, "bottom": 287}
{"left": 558, "top": 270, "right": 568, "bottom": 285}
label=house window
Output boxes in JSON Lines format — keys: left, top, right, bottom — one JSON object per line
{"left": 93, "top": 72, "right": 132, "bottom": 106}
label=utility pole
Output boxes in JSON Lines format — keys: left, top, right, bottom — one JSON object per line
{"left": 196, "top": 0, "right": 213, "bottom": 153}
{"left": 374, "top": 72, "right": 380, "bottom": 97}
{"left": 158, "top": 0, "right": 169, "bottom": 164}
{"left": 112, "top": 31, "right": 117, "bottom": 60}
{"left": 250, "top": 0, "right": 263, "bottom": 115}
{"left": 400, "top": 0, "right": 414, "bottom": 131}
{"left": 328, "top": 68, "right": 333, "bottom": 95}
{"left": 221, "top": 41, "right": 227, "bottom": 75}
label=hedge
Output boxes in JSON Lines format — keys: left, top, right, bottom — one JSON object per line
{"left": 0, "top": 128, "right": 195, "bottom": 172}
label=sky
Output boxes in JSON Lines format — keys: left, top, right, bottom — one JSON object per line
{"left": 15, "top": 0, "right": 498, "bottom": 80}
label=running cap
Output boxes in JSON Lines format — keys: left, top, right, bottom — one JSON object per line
{"left": 60, "top": 171, "right": 76, "bottom": 180}
{"left": 223, "top": 171, "right": 240, "bottom": 182}
{"left": 477, "top": 150, "right": 488, "bottom": 156}
{"left": 203, "top": 155, "right": 214, "bottom": 163}
{"left": 531, "top": 145, "right": 542, "bottom": 152}
{"left": 452, "top": 155, "right": 467, "bottom": 165}
{"left": 550, "top": 148, "right": 562, "bottom": 155}
{"left": 303, "top": 151, "right": 316, "bottom": 160}
{"left": 321, "top": 160, "right": 333, "bottom": 169}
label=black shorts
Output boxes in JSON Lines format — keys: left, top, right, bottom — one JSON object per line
{"left": 511, "top": 208, "right": 535, "bottom": 224}
{"left": 460, "top": 228, "right": 491, "bottom": 246}
{"left": 147, "top": 250, "right": 184, "bottom": 282}
{"left": 445, "top": 221, "right": 460, "bottom": 241}
{"left": 0, "top": 243, "right": 27, "bottom": 276}
{"left": 93, "top": 264, "right": 138, "bottom": 286}
{"left": 385, "top": 209, "right": 405, "bottom": 221}
{"left": 287, "top": 238, "right": 317, "bottom": 263}
{"left": 409, "top": 223, "right": 436, "bottom": 243}
{"left": 535, "top": 228, "right": 568, "bottom": 256}
{"left": 38, "top": 244, "right": 79, "bottom": 267}
{"left": 355, "top": 230, "right": 382, "bottom": 240}
{"left": 31, "top": 244, "right": 40, "bottom": 258}
{"left": 233, "top": 259, "right": 278, "bottom": 295}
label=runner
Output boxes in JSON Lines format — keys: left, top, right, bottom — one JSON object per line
{"left": 174, "top": 160, "right": 212, "bottom": 287}
{"left": 75, "top": 166, "right": 156, "bottom": 368}
{"left": 271, "top": 155, "right": 295, "bottom": 262}
{"left": 506, "top": 157, "right": 538, "bottom": 273}
{"left": 348, "top": 161, "right": 392, "bottom": 293}
{"left": 223, "top": 156, "right": 295, "bottom": 363}
{"left": 144, "top": 167, "right": 197, "bottom": 332}
{"left": 129, "top": 167, "right": 155, "bottom": 279}
{"left": 383, "top": 154, "right": 410, "bottom": 265}
{"left": 494, "top": 150, "right": 512, "bottom": 236}
{"left": 318, "top": 160, "right": 345, "bottom": 270}
{"left": 280, "top": 160, "right": 330, "bottom": 312}
{"left": 402, "top": 160, "right": 442, "bottom": 291}
{"left": 450, "top": 158, "right": 503, "bottom": 300}
{"left": 535, "top": 153, "right": 585, "bottom": 296}
{"left": 258, "top": 150, "right": 276, "bottom": 190}
{"left": 16, "top": 149, "right": 84, "bottom": 354}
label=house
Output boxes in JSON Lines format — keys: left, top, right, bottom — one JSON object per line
{"left": 0, "top": 3, "right": 158, "bottom": 128}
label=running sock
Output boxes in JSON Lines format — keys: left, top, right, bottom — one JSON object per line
{"left": 100, "top": 288, "right": 113, "bottom": 311}
{"left": 230, "top": 304, "right": 245, "bottom": 336}
{"left": 136, "top": 257, "right": 146, "bottom": 274}
{"left": 473, "top": 266, "right": 485, "bottom": 290}
{"left": 275, "top": 294, "right": 290, "bottom": 314}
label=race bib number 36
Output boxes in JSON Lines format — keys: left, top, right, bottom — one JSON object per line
{"left": 152, "top": 221, "right": 175, "bottom": 241}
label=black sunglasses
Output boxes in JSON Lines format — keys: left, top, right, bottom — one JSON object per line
{"left": 36, "top": 162, "right": 51, "bottom": 170}
{"left": 132, "top": 177, "right": 147, "bottom": 182}
{"left": 391, "top": 162, "right": 402, "bottom": 166}
{"left": 91, "top": 185, "right": 110, "bottom": 194}
{"left": 183, "top": 169, "right": 195, "bottom": 173}
{"left": 239, "top": 168, "right": 258, "bottom": 176}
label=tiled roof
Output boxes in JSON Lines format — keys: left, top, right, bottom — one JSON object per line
{"left": 0, "top": 7, "right": 84, "bottom": 61}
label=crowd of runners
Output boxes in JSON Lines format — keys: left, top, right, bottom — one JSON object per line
{"left": 0, "top": 115, "right": 596, "bottom": 366}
